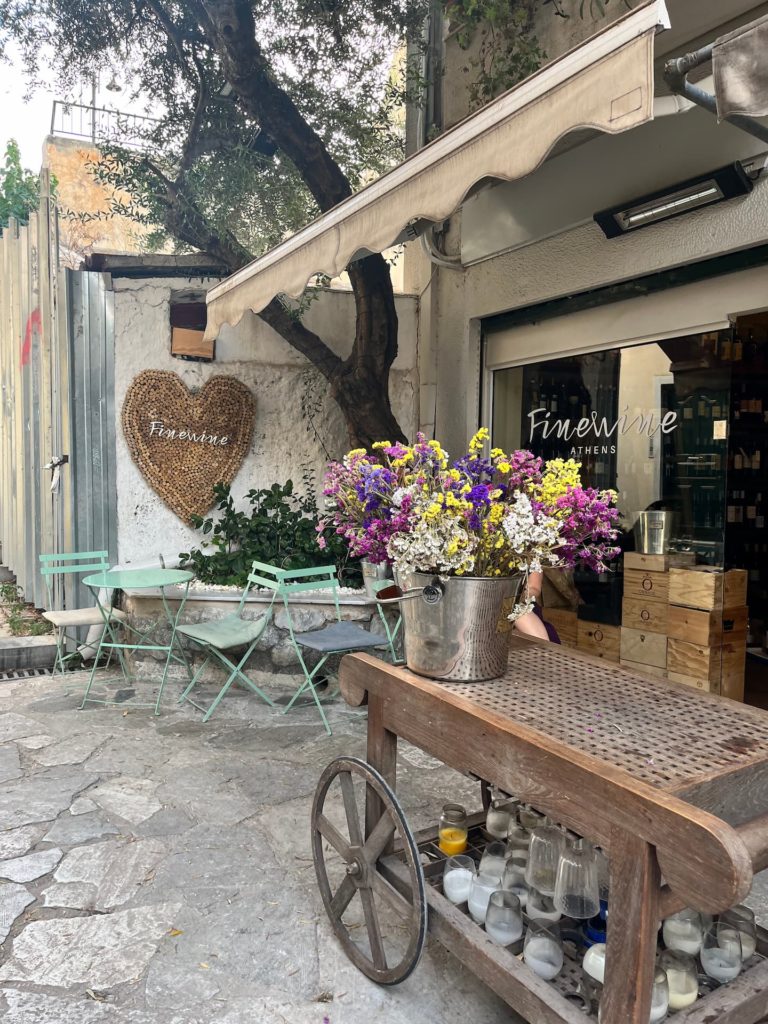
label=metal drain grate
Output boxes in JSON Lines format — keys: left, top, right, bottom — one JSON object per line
{"left": 0, "top": 667, "right": 52, "bottom": 681}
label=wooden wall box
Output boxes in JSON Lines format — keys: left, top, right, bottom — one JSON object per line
{"left": 544, "top": 607, "right": 578, "bottom": 647}
{"left": 623, "top": 569, "right": 669, "bottom": 604}
{"left": 668, "top": 567, "right": 748, "bottom": 611}
{"left": 621, "top": 598, "right": 668, "bottom": 635}
{"left": 577, "top": 620, "right": 620, "bottom": 661}
{"left": 623, "top": 552, "right": 697, "bottom": 573}
{"left": 620, "top": 628, "right": 667, "bottom": 669}
{"left": 667, "top": 638, "right": 747, "bottom": 686}
{"left": 667, "top": 605, "right": 748, "bottom": 646}
{"left": 667, "top": 670, "right": 719, "bottom": 694}
{"left": 621, "top": 659, "right": 667, "bottom": 679}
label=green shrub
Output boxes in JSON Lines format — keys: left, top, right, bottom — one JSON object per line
{"left": 179, "top": 481, "right": 360, "bottom": 587}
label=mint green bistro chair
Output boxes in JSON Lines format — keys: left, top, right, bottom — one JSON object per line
{"left": 251, "top": 562, "right": 399, "bottom": 735}
{"left": 175, "top": 573, "right": 277, "bottom": 722}
{"left": 370, "top": 577, "right": 404, "bottom": 665}
{"left": 39, "top": 551, "right": 126, "bottom": 675}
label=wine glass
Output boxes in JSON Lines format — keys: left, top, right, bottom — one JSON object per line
{"left": 523, "top": 919, "right": 564, "bottom": 980}
{"left": 720, "top": 905, "right": 757, "bottom": 962}
{"left": 527, "top": 887, "right": 562, "bottom": 923}
{"left": 701, "top": 920, "right": 742, "bottom": 984}
{"left": 650, "top": 966, "right": 670, "bottom": 1023}
{"left": 662, "top": 909, "right": 705, "bottom": 956}
{"left": 442, "top": 854, "right": 475, "bottom": 906}
{"left": 485, "top": 890, "right": 523, "bottom": 946}
{"left": 660, "top": 949, "right": 698, "bottom": 1012}
{"left": 525, "top": 826, "right": 566, "bottom": 896}
{"left": 468, "top": 871, "right": 498, "bottom": 925}
{"left": 501, "top": 852, "right": 528, "bottom": 908}
{"left": 479, "top": 841, "right": 507, "bottom": 882}
{"left": 554, "top": 838, "right": 599, "bottom": 919}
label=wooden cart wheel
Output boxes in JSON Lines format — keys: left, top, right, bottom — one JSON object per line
{"left": 311, "top": 755, "right": 427, "bottom": 986}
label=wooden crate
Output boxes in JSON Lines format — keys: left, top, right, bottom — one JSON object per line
{"left": 667, "top": 567, "right": 748, "bottom": 611}
{"left": 667, "top": 638, "right": 747, "bottom": 686}
{"left": 577, "top": 620, "right": 620, "bottom": 662}
{"left": 667, "top": 671, "right": 719, "bottom": 695}
{"left": 544, "top": 607, "right": 577, "bottom": 647}
{"left": 624, "top": 552, "right": 697, "bottom": 573}
{"left": 667, "top": 605, "right": 748, "bottom": 646}
{"left": 623, "top": 569, "right": 669, "bottom": 605}
{"left": 620, "top": 628, "right": 667, "bottom": 669}
{"left": 621, "top": 659, "right": 667, "bottom": 679}
{"left": 621, "top": 597, "right": 668, "bottom": 635}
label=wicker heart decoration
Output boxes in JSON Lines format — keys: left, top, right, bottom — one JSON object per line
{"left": 122, "top": 370, "right": 255, "bottom": 522}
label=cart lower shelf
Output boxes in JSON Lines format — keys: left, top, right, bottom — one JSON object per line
{"left": 380, "top": 823, "right": 768, "bottom": 1024}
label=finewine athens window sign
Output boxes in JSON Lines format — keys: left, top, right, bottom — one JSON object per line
{"left": 121, "top": 370, "right": 255, "bottom": 522}
{"left": 528, "top": 406, "right": 680, "bottom": 458}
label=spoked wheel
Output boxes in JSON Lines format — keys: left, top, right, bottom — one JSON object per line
{"left": 311, "top": 755, "right": 427, "bottom": 985}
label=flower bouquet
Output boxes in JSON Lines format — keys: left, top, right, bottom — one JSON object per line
{"left": 319, "top": 429, "right": 620, "bottom": 679}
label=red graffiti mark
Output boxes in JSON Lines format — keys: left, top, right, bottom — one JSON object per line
{"left": 21, "top": 307, "right": 42, "bottom": 368}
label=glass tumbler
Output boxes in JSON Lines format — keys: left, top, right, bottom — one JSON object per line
{"left": 650, "top": 966, "right": 670, "bottom": 1023}
{"left": 468, "top": 871, "right": 498, "bottom": 925}
{"left": 554, "top": 838, "right": 599, "bottom": 920}
{"left": 523, "top": 919, "right": 564, "bottom": 980}
{"left": 701, "top": 920, "right": 742, "bottom": 984}
{"left": 518, "top": 805, "right": 547, "bottom": 831}
{"left": 662, "top": 909, "right": 705, "bottom": 956}
{"left": 720, "top": 905, "right": 757, "bottom": 962}
{"left": 527, "top": 887, "right": 562, "bottom": 923}
{"left": 442, "top": 854, "right": 475, "bottom": 906}
{"left": 660, "top": 949, "right": 699, "bottom": 1012}
{"left": 479, "top": 840, "right": 508, "bottom": 883}
{"left": 501, "top": 850, "right": 528, "bottom": 907}
{"left": 485, "top": 890, "right": 523, "bottom": 946}
{"left": 486, "top": 797, "right": 518, "bottom": 840}
{"left": 525, "top": 825, "right": 566, "bottom": 896}
{"left": 506, "top": 822, "right": 530, "bottom": 858}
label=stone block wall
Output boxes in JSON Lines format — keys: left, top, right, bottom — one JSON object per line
{"left": 122, "top": 590, "right": 401, "bottom": 695}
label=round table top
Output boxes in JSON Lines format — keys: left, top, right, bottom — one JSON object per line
{"left": 82, "top": 568, "right": 195, "bottom": 590}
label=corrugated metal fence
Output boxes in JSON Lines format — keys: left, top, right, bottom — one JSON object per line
{"left": 0, "top": 172, "right": 117, "bottom": 612}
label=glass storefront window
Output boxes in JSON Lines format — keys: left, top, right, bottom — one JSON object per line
{"left": 492, "top": 332, "right": 733, "bottom": 566}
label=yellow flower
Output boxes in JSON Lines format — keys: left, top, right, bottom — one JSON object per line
{"left": 497, "top": 462, "right": 511, "bottom": 474}
{"left": 469, "top": 427, "right": 490, "bottom": 452}
{"left": 490, "top": 448, "right": 505, "bottom": 459}
{"left": 372, "top": 441, "right": 391, "bottom": 450}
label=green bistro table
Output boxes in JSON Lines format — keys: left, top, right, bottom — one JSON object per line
{"left": 81, "top": 568, "right": 194, "bottom": 715}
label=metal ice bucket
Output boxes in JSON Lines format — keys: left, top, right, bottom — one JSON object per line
{"left": 634, "top": 511, "right": 678, "bottom": 555}
{"left": 379, "top": 572, "right": 521, "bottom": 681}
{"left": 360, "top": 558, "right": 392, "bottom": 599}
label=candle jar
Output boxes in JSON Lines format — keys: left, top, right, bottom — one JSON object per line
{"left": 485, "top": 890, "right": 523, "bottom": 946}
{"left": 442, "top": 855, "right": 475, "bottom": 906}
{"left": 701, "top": 920, "right": 742, "bottom": 984}
{"left": 468, "top": 871, "right": 498, "bottom": 925}
{"left": 660, "top": 949, "right": 699, "bottom": 1012}
{"left": 663, "top": 909, "right": 705, "bottom": 956}
{"left": 438, "top": 803, "right": 468, "bottom": 856}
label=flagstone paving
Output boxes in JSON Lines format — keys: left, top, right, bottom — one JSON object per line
{"left": 0, "top": 668, "right": 766, "bottom": 1024}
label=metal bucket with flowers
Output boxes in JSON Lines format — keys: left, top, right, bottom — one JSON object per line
{"left": 319, "top": 429, "right": 620, "bottom": 682}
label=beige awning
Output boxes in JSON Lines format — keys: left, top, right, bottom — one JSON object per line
{"left": 206, "top": 0, "right": 669, "bottom": 338}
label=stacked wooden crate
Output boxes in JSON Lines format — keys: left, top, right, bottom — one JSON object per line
{"left": 666, "top": 568, "right": 749, "bottom": 701}
{"left": 619, "top": 552, "right": 671, "bottom": 677}
{"left": 544, "top": 607, "right": 578, "bottom": 648}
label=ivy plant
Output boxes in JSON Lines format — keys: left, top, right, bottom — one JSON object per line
{"left": 178, "top": 481, "right": 358, "bottom": 588}
{"left": 445, "top": 0, "right": 631, "bottom": 108}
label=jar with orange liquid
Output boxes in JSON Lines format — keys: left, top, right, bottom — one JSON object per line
{"left": 438, "top": 803, "right": 469, "bottom": 856}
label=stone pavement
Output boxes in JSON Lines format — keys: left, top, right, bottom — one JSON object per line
{"left": 1, "top": 669, "right": 767, "bottom": 1024}
{"left": 0, "top": 668, "right": 516, "bottom": 1024}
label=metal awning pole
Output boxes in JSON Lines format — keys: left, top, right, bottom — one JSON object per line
{"left": 664, "top": 43, "right": 768, "bottom": 146}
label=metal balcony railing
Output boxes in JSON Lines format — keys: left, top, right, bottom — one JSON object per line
{"left": 50, "top": 101, "right": 159, "bottom": 149}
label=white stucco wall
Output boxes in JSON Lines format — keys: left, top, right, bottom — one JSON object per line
{"left": 112, "top": 278, "right": 418, "bottom": 565}
{"left": 413, "top": 173, "right": 768, "bottom": 457}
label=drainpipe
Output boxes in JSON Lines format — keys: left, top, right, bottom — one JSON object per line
{"left": 664, "top": 45, "right": 768, "bottom": 146}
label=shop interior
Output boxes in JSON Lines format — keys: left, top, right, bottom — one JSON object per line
{"left": 491, "top": 314, "right": 768, "bottom": 707}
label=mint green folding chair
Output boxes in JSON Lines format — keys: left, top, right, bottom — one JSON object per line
{"left": 175, "top": 568, "right": 277, "bottom": 722}
{"left": 39, "top": 551, "right": 126, "bottom": 675}
{"left": 251, "top": 562, "right": 400, "bottom": 735}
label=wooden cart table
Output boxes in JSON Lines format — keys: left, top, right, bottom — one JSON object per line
{"left": 311, "top": 636, "right": 768, "bottom": 1024}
